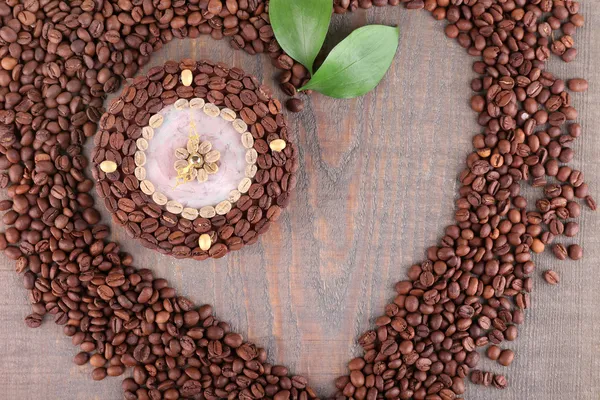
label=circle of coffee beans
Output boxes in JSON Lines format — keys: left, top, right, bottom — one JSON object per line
{"left": 92, "top": 60, "right": 298, "bottom": 260}
{"left": 0, "top": 0, "right": 594, "bottom": 399}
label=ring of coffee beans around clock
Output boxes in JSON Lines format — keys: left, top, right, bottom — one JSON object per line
{"left": 91, "top": 60, "right": 299, "bottom": 259}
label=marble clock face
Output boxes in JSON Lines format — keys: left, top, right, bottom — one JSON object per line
{"left": 137, "top": 98, "right": 258, "bottom": 218}
{"left": 93, "top": 60, "right": 298, "bottom": 259}
{"left": 143, "top": 101, "right": 248, "bottom": 210}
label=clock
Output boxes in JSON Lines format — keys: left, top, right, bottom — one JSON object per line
{"left": 92, "top": 60, "right": 298, "bottom": 259}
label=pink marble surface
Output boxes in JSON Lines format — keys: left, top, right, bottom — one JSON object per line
{"left": 144, "top": 104, "right": 246, "bottom": 208}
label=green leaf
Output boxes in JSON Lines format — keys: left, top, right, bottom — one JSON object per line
{"left": 299, "top": 25, "right": 400, "bottom": 99}
{"left": 269, "top": 0, "right": 333, "bottom": 74}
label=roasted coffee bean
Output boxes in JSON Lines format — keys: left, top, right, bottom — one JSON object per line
{"left": 564, "top": 222, "right": 579, "bottom": 237}
{"left": 470, "top": 370, "right": 484, "bottom": 385}
{"left": 486, "top": 345, "right": 501, "bottom": 361}
{"left": 552, "top": 243, "right": 568, "bottom": 260}
{"left": 73, "top": 352, "right": 90, "bottom": 366}
{"left": 543, "top": 270, "right": 560, "bottom": 285}
{"left": 493, "top": 374, "right": 508, "bottom": 390}
{"left": 497, "top": 349, "right": 515, "bottom": 367}
{"left": 286, "top": 98, "right": 304, "bottom": 113}
{"left": 568, "top": 78, "right": 588, "bottom": 92}
{"left": 568, "top": 244, "right": 583, "bottom": 260}
{"left": 24, "top": 313, "right": 43, "bottom": 328}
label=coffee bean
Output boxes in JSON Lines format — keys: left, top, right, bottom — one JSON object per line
{"left": 543, "top": 270, "right": 560, "bottom": 285}
{"left": 493, "top": 374, "right": 508, "bottom": 390}
{"left": 470, "top": 370, "right": 483, "bottom": 385}
{"left": 92, "top": 368, "right": 107, "bottom": 381}
{"left": 486, "top": 345, "right": 501, "bottom": 361}
{"left": 564, "top": 222, "right": 579, "bottom": 237}
{"left": 552, "top": 243, "right": 568, "bottom": 260}
{"left": 73, "top": 352, "right": 90, "bottom": 366}
{"left": 562, "top": 48, "right": 578, "bottom": 62}
{"left": 568, "top": 244, "right": 583, "bottom": 260}
{"left": 568, "top": 78, "right": 588, "bottom": 92}
{"left": 24, "top": 313, "right": 42, "bottom": 328}
{"left": 497, "top": 349, "right": 515, "bottom": 366}
{"left": 286, "top": 98, "right": 304, "bottom": 113}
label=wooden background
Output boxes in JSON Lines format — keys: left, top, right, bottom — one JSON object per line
{"left": 1, "top": 5, "right": 599, "bottom": 400}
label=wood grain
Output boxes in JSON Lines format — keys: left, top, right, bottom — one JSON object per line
{"left": 1, "top": 5, "right": 599, "bottom": 400}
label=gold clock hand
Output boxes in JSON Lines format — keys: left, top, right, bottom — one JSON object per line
{"left": 185, "top": 110, "right": 200, "bottom": 155}
{"left": 188, "top": 110, "right": 199, "bottom": 139}
{"left": 174, "top": 160, "right": 194, "bottom": 188}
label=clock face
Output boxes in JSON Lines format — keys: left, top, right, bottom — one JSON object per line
{"left": 146, "top": 102, "right": 247, "bottom": 206}
{"left": 138, "top": 99, "right": 255, "bottom": 216}
{"left": 93, "top": 60, "right": 298, "bottom": 259}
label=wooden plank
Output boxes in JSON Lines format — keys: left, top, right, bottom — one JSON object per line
{"left": 0, "top": 5, "right": 599, "bottom": 399}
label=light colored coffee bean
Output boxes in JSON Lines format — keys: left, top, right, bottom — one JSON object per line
{"left": 204, "top": 162, "right": 218, "bottom": 175}
{"left": 135, "top": 151, "right": 146, "bottom": 166}
{"left": 142, "top": 126, "right": 154, "bottom": 140}
{"left": 238, "top": 177, "right": 252, "bottom": 193}
{"left": 233, "top": 119, "right": 247, "bottom": 133}
{"left": 203, "top": 103, "right": 220, "bottom": 117}
{"left": 134, "top": 167, "right": 146, "bottom": 181}
{"left": 197, "top": 168, "right": 208, "bottom": 183}
{"left": 187, "top": 138, "right": 199, "bottom": 154}
{"left": 215, "top": 200, "right": 232, "bottom": 215}
{"left": 182, "top": 207, "right": 199, "bottom": 220}
{"left": 189, "top": 168, "right": 198, "bottom": 180}
{"left": 166, "top": 200, "right": 183, "bottom": 214}
{"left": 245, "top": 164, "right": 257, "bottom": 178}
{"left": 140, "top": 180, "right": 155, "bottom": 195}
{"left": 35, "top": 154, "right": 51, "bottom": 162}
{"left": 175, "top": 148, "right": 189, "bottom": 160}
{"left": 199, "top": 234, "right": 212, "bottom": 251}
{"left": 228, "top": 190, "right": 241, "bottom": 203}
{"left": 199, "top": 206, "right": 216, "bottom": 218}
{"left": 152, "top": 191, "right": 168, "bottom": 206}
{"left": 204, "top": 150, "right": 221, "bottom": 163}
{"left": 136, "top": 138, "right": 148, "bottom": 151}
{"left": 477, "top": 148, "right": 491, "bottom": 158}
{"left": 241, "top": 132, "right": 254, "bottom": 149}
{"left": 220, "top": 108, "right": 236, "bottom": 121}
{"left": 245, "top": 149, "right": 258, "bottom": 164}
{"left": 190, "top": 98, "right": 205, "bottom": 109}
{"left": 199, "top": 141, "right": 212, "bottom": 155}
{"left": 181, "top": 69, "right": 193, "bottom": 87}
{"left": 174, "top": 159, "right": 189, "bottom": 170}
{"left": 269, "top": 139, "right": 287, "bottom": 152}
{"left": 149, "top": 114, "right": 163, "bottom": 128}
{"left": 174, "top": 99, "right": 189, "bottom": 110}
{"left": 99, "top": 160, "right": 117, "bottom": 173}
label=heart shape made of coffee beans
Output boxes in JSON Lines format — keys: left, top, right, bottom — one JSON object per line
{"left": 0, "top": 1, "right": 593, "bottom": 400}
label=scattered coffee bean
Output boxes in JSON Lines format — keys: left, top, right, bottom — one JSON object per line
{"left": 568, "top": 78, "right": 588, "bottom": 92}
{"left": 568, "top": 244, "right": 583, "bottom": 260}
{"left": 286, "top": 98, "right": 305, "bottom": 113}
{"left": 493, "top": 374, "right": 508, "bottom": 390}
{"left": 543, "top": 270, "right": 560, "bottom": 285}
{"left": 498, "top": 349, "right": 515, "bottom": 367}
{"left": 564, "top": 222, "right": 579, "bottom": 237}
{"left": 486, "top": 345, "right": 501, "bottom": 361}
